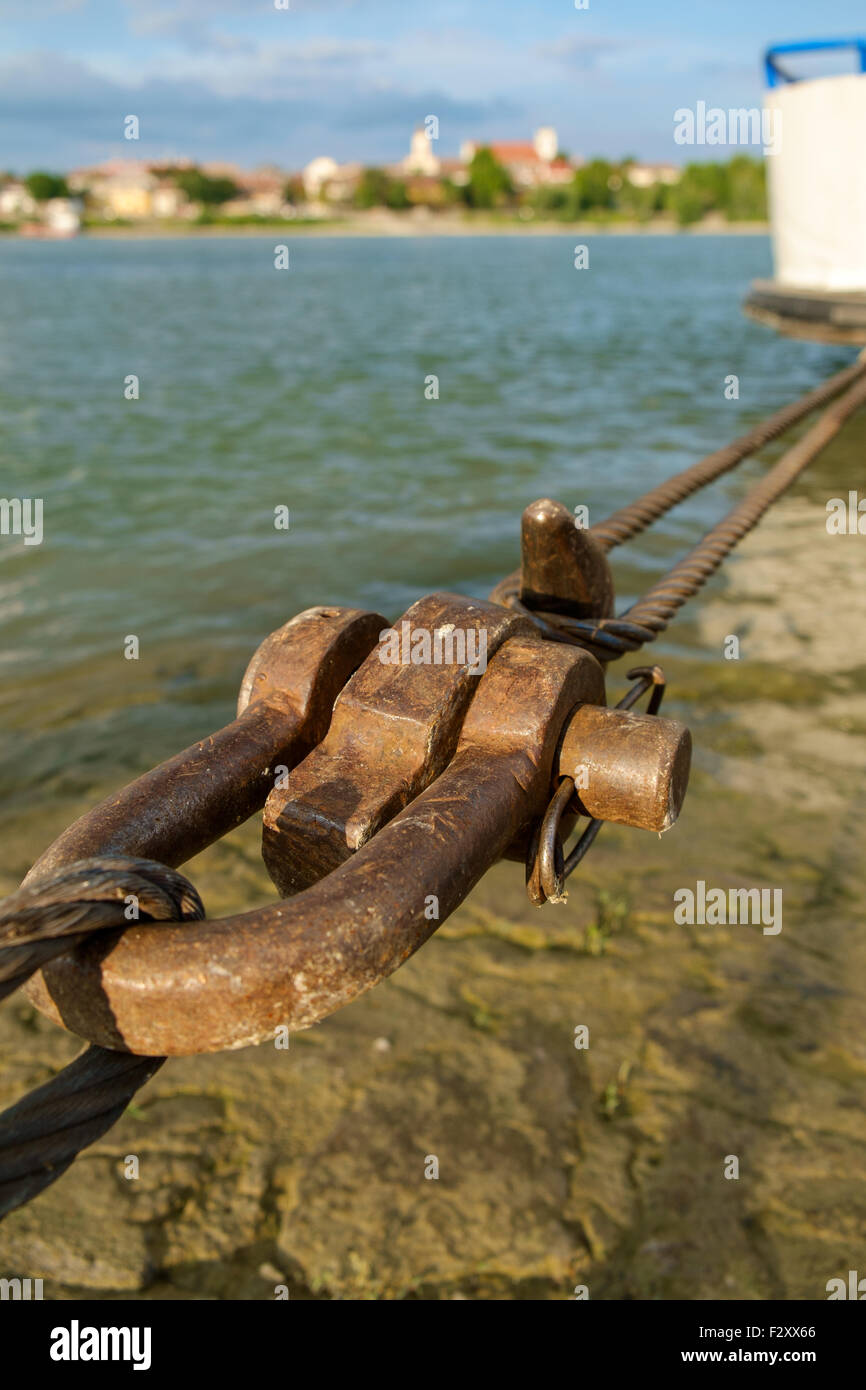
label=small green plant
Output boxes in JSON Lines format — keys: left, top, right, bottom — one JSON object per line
{"left": 584, "top": 888, "right": 630, "bottom": 954}
{"left": 600, "top": 1061, "right": 633, "bottom": 1119}
{"left": 459, "top": 985, "right": 501, "bottom": 1033}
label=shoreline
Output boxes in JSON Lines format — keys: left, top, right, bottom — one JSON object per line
{"left": 0, "top": 216, "right": 769, "bottom": 241}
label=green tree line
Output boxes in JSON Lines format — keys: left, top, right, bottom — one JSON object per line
{"left": 344, "top": 150, "right": 767, "bottom": 224}
{"left": 529, "top": 154, "right": 766, "bottom": 224}
{"left": 8, "top": 152, "right": 768, "bottom": 225}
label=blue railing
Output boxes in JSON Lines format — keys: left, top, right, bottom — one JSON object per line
{"left": 765, "top": 38, "right": 866, "bottom": 87}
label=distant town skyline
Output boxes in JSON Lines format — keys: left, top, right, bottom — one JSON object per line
{"left": 1, "top": 0, "right": 865, "bottom": 171}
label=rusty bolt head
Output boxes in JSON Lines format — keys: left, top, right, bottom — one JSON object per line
{"left": 520, "top": 498, "right": 615, "bottom": 619}
{"left": 557, "top": 703, "right": 692, "bottom": 833}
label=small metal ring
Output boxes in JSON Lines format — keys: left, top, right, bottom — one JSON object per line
{"left": 537, "top": 776, "right": 574, "bottom": 901}
{"left": 622, "top": 665, "right": 666, "bottom": 715}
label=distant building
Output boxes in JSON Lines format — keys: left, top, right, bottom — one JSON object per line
{"left": 232, "top": 168, "right": 288, "bottom": 216}
{"left": 96, "top": 171, "right": 154, "bottom": 218}
{"left": 17, "top": 195, "right": 82, "bottom": 239}
{"left": 402, "top": 127, "right": 440, "bottom": 177}
{"left": 437, "top": 157, "right": 469, "bottom": 187}
{"left": 460, "top": 127, "right": 576, "bottom": 188}
{"left": 382, "top": 130, "right": 466, "bottom": 187}
{"left": 71, "top": 159, "right": 300, "bottom": 221}
{"left": 323, "top": 163, "right": 364, "bottom": 204}
{"left": 150, "top": 180, "right": 190, "bottom": 219}
{"left": 533, "top": 126, "right": 559, "bottom": 162}
{"left": 303, "top": 156, "right": 340, "bottom": 198}
{"left": 624, "top": 162, "right": 681, "bottom": 188}
{"left": 0, "top": 182, "right": 37, "bottom": 219}
{"left": 68, "top": 160, "right": 157, "bottom": 219}
{"left": 43, "top": 197, "right": 81, "bottom": 237}
{"left": 403, "top": 174, "right": 451, "bottom": 207}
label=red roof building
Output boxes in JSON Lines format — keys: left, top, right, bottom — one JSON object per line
{"left": 460, "top": 128, "right": 579, "bottom": 187}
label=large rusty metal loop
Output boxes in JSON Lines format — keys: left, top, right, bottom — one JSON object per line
{"left": 20, "top": 589, "right": 693, "bottom": 1054}
{"left": 28, "top": 606, "right": 387, "bottom": 878}
{"left": 22, "top": 607, "right": 607, "bottom": 1056}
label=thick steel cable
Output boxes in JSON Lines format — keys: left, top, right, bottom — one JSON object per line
{"left": 0, "top": 857, "right": 204, "bottom": 1001}
{"left": 539, "top": 368, "right": 866, "bottom": 659}
{"left": 589, "top": 354, "right": 866, "bottom": 550}
{"left": 0, "top": 857, "right": 203, "bottom": 1219}
{"left": 0, "top": 1047, "right": 165, "bottom": 1218}
{"left": 490, "top": 355, "right": 866, "bottom": 615}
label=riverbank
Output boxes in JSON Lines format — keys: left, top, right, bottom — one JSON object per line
{"left": 1, "top": 212, "right": 770, "bottom": 240}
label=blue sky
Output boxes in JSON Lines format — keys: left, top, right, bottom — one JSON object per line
{"left": 1, "top": 0, "right": 865, "bottom": 171}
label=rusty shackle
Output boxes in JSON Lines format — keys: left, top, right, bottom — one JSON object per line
{"left": 20, "top": 510, "right": 693, "bottom": 1058}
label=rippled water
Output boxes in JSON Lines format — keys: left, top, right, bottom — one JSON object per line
{"left": 0, "top": 233, "right": 862, "bottom": 876}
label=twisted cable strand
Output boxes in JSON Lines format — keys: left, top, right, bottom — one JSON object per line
{"left": 590, "top": 355, "right": 866, "bottom": 550}
{"left": 0, "top": 856, "right": 203, "bottom": 1219}
{"left": 524, "top": 368, "right": 866, "bottom": 658}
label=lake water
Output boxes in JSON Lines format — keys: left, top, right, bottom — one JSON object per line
{"left": 1, "top": 233, "right": 865, "bottom": 1299}
{"left": 0, "top": 233, "right": 857, "bottom": 859}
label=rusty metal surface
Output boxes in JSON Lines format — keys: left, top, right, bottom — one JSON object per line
{"left": 24, "top": 607, "right": 384, "bottom": 885}
{"left": 262, "top": 593, "right": 533, "bottom": 895}
{"left": 521, "top": 498, "right": 614, "bottom": 616}
{"left": 489, "top": 498, "right": 615, "bottom": 618}
{"left": 23, "top": 637, "right": 605, "bottom": 1055}
{"left": 528, "top": 665, "right": 690, "bottom": 904}
{"left": 1, "top": 858, "right": 204, "bottom": 1001}
{"left": 234, "top": 606, "right": 384, "bottom": 725}
{"left": 557, "top": 704, "right": 692, "bottom": 833}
